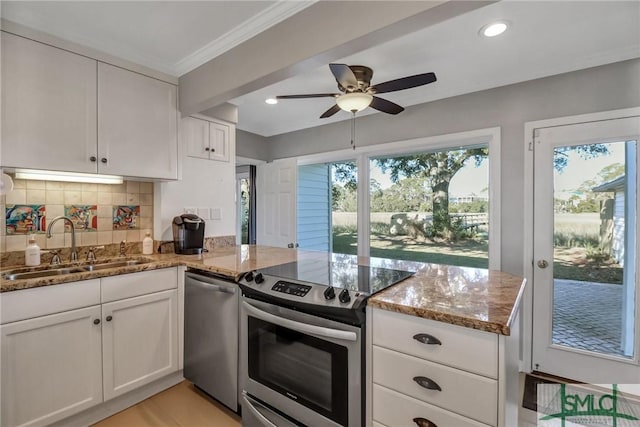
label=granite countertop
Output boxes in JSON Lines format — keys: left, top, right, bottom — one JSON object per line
{"left": 0, "top": 245, "right": 526, "bottom": 335}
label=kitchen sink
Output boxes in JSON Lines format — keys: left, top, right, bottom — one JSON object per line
{"left": 3, "top": 267, "right": 88, "bottom": 281}
{"left": 2, "top": 257, "right": 153, "bottom": 281}
{"left": 82, "top": 259, "right": 151, "bottom": 271}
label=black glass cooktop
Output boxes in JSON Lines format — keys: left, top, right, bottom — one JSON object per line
{"left": 258, "top": 259, "right": 414, "bottom": 295}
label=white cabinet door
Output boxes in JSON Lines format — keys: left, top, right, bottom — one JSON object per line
{"left": 0, "top": 306, "right": 103, "bottom": 427}
{"left": 209, "top": 121, "right": 230, "bottom": 162}
{"left": 98, "top": 62, "right": 178, "bottom": 179}
{"left": 102, "top": 289, "right": 178, "bottom": 400}
{"left": 181, "top": 116, "right": 210, "bottom": 159}
{"left": 1, "top": 32, "right": 97, "bottom": 173}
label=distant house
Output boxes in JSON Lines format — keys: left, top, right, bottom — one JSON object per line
{"left": 593, "top": 175, "right": 626, "bottom": 265}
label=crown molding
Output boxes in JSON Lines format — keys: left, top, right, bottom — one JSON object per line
{"left": 173, "top": 1, "right": 317, "bottom": 76}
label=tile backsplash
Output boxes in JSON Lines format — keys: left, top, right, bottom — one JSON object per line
{"left": 1, "top": 178, "right": 153, "bottom": 253}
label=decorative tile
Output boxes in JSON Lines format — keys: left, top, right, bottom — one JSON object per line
{"left": 113, "top": 205, "right": 140, "bottom": 230}
{"left": 6, "top": 204, "right": 46, "bottom": 235}
{"left": 64, "top": 205, "right": 98, "bottom": 232}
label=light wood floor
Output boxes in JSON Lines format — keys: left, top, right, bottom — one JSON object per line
{"left": 92, "top": 381, "right": 241, "bottom": 427}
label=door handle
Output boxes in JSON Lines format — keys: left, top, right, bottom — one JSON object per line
{"left": 537, "top": 259, "right": 549, "bottom": 269}
{"left": 186, "top": 276, "right": 236, "bottom": 294}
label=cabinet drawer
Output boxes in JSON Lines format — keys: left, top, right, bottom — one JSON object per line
{"left": 0, "top": 279, "right": 101, "bottom": 324}
{"left": 373, "top": 384, "right": 490, "bottom": 427}
{"left": 101, "top": 268, "right": 177, "bottom": 302}
{"left": 372, "top": 308, "right": 498, "bottom": 378}
{"left": 373, "top": 346, "right": 497, "bottom": 425}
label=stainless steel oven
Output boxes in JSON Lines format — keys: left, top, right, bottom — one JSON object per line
{"left": 238, "top": 258, "right": 414, "bottom": 427}
{"left": 240, "top": 296, "right": 362, "bottom": 427}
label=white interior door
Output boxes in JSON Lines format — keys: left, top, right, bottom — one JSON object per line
{"left": 532, "top": 116, "right": 640, "bottom": 384}
{"left": 256, "top": 158, "right": 297, "bottom": 248}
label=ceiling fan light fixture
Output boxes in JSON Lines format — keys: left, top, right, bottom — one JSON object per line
{"left": 480, "top": 21, "right": 509, "bottom": 37}
{"left": 336, "top": 93, "right": 373, "bottom": 112}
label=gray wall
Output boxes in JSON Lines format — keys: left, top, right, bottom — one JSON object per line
{"left": 236, "top": 129, "right": 270, "bottom": 161}
{"left": 264, "top": 59, "right": 640, "bottom": 276}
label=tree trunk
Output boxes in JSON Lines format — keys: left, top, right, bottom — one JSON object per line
{"left": 431, "top": 176, "right": 451, "bottom": 233}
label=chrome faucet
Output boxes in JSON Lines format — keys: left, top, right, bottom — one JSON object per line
{"left": 46, "top": 216, "right": 78, "bottom": 262}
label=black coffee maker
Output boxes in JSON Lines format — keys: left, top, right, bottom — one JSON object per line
{"left": 172, "top": 214, "right": 205, "bottom": 254}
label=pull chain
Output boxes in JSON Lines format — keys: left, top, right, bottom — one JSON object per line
{"left": 351, "top": 110, "right": 356, "bottom": 150}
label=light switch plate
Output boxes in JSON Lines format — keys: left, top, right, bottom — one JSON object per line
{"left": 197, "top": 207, "right": 210, "bottom": 220}
{"left": 184, "top": 207, "right": 197, "bottom": 215}
{"left": 210, "top": 208, "right": 222, "bottom": 220}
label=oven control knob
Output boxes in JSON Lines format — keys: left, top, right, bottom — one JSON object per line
{"left": 244, "top": 271, "right": 254, "bottom": 282}
{"left": 254, "top": 273, "right": 264, "bottom": 284}
{"left": 323, "top": 286, "right": 336, "bottom": 300}
{"left": 338, "top": 288, "right": 351, "bottom": 303}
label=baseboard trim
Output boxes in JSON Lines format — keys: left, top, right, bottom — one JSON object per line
{"left": 49, "top": 371, "right": 184, "bottom": 427}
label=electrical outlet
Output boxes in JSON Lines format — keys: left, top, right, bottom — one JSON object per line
{"left": 210, "top": 208, "right": 222, "bottom": 220}
{"left": 184, "top": 207, "right": 197, "bottom": 215}
{"left": 197, "top": 207, "right": 210, "bottom": 220}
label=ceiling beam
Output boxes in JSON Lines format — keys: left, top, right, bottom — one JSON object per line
{"left": 179, "top": 1, "right": 495, "bottom": 117}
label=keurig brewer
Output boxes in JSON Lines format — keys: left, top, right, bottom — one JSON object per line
{"left": 172, "top": 214, "right": 205, "bottom": 254}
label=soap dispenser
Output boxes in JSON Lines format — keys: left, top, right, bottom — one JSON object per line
{"left": 142, "top": 231, "right": 154, "bottom": 255}
{"left": 25, "top": 235, "right": 41, "bottom": 266}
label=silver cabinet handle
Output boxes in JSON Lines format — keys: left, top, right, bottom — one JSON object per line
{"left": 413, "top": 333, "right": 442, "bottom": 345}
{"left": 243, "top": 301, "right": 357, "bottom": 342}
{"left": 413, "top": 376, "right": 442, "bottom": 391}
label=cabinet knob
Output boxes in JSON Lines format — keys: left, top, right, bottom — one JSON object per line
{"left": 211, "top": 148, "right": 215, "bottom": 152}
{"left": 101, "top": 158, "right": 108, "bottom": 163}
{"left": 413, "top": 333, "right": 442, "bottom": 345}
{"left": 90, "top": 156, "right": 97, "bottom": 162}
{"left": 205, "top": 147, "right": 210, "bottom": 151}
{"left": 413, "top": 376, "right": 442, "bottom": 391}
{"left": 106, "top": 315, "right": 113, "bottom": 322}
{"left": 93, "top": 318, "right": 100, "bottom": 325}
{"left": 413, "top": 418, "right": 438, "bottom": 427}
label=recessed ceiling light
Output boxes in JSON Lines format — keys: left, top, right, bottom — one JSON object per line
{"left": 480, "top": 21, "right": 509, "bottom": 38}
{"left": 265, "top": 98, "right": 278, "bottom": 105}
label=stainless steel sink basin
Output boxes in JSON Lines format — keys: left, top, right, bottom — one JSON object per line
{"left": 2, "top": 257, "right": 153, "bottom": 281}
{"left": 3, "top": 266, "right": 87, "bottom": 281}
{"left": 83, "top": 259, "right": 151, "bottom": 271}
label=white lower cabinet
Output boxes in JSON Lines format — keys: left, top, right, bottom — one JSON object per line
{"left": 102, "top": 289, "right": 178, "bottom": 400}
{"left": 0, "top": 306, "right": 103, "bottom": 427}
{"left": 371, "top": 308, "right": 519, "bottom": 427}
{"left": 0, "top": 268, "right": 179, "bottom": 427}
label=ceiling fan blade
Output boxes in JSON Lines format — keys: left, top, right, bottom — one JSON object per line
{"left": 329, "top": 63, "right": 358, "bottom": 90}
{"left": 277, "top": 94, "right": 339, "bottom": 99}
{"left": 320, "top": 104, "right": 341, "bottom": 118}
{"left": 370, "top": 96, "right": 404, "bottom": 115}
{"left": 369, "top": 72, "right": 437, "bottom": 94}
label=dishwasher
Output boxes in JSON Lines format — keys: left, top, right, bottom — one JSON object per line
{"left": 184, "top": 269, "right": 239, "bottom": 412}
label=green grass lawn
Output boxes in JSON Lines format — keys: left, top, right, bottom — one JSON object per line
{"left": 332, "top": 230, "right": 489, "bottom": 268}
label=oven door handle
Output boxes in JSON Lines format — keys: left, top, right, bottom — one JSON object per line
{"left": 243, "top": 301, "right": 358, "bottom": 342}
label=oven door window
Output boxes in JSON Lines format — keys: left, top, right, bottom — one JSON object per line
{"left": 248, "top": 316, "right": 349, "bottom": 426}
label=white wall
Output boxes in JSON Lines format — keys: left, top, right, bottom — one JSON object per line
{"left": 154, "top": 122, "right": 237, "bottom": 241}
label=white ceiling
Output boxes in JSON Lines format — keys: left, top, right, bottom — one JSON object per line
{"left": 2, "top": 1, "right": 638, "bottom": 138}
{"left": 0, "top": 1, "right": 312, "bottom": 76}
{"left": 231, "top": 1, "right": 640, "bottom": 136}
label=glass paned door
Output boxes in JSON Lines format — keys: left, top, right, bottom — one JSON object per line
{"left": 532, "top": 116, "right": 640, "bottom": 384}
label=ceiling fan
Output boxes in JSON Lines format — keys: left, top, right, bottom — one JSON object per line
{"left": 276, "top": 63, "right": 437, "bottom": 118}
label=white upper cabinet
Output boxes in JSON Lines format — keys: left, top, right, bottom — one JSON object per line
{"left": 98, "top": 63, "right": 178, "bottom": 179}
{"left": 1, "top": 32, "right": 98, "bottom": 173}
{"left": 182, "top": 116, "right": 231, "bottom": 162}
{"left": 0, "top": 33, "right": 178, "bottom": 180}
